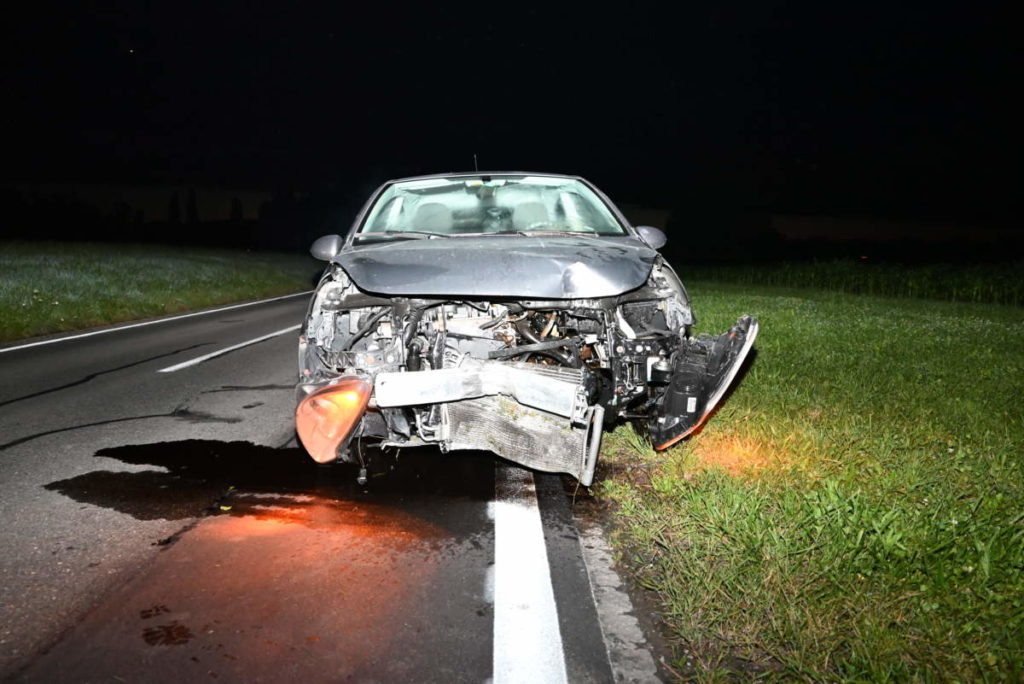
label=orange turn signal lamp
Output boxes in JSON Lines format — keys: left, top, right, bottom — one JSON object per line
{"left": 295, "top": 377, "right": 372, "bottom": 463}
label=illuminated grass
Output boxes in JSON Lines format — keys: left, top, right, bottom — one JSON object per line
{"left": 600, "top": 281, "right": 1024, "bottom": 680}
{"left": 0, "top": 241, "right": 321, "bottom": 341}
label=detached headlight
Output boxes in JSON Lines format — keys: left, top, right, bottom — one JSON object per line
{"left": 295, "top": 377, "right": 372, "bottom": 463}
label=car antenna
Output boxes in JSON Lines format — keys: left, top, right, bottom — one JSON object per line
{"left": 473, "top": 153, "right": 479, "bottom": 172}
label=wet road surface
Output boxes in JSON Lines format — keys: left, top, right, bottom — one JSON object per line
{"left": 0, "top": 295, "right": 641, "bottom": 682}
{"left": 22, "top": 451, "right": 495, "bottom": 683}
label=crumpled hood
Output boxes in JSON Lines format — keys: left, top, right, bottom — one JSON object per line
{"left": 334, "top": 235, "right": 658, "bottom": 299}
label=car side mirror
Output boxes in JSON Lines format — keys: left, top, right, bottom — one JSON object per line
{"left": 310, "top": 234, "right": 344, "bottom": 261}
{"left": 635, "top": 225, "right": 667, "bottom": 250}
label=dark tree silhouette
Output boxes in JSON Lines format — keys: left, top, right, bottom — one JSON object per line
{"left": 168, "top": 192, "right": 181, "bottom": 224}
{"left": 230, "top": 197, "right": 244, "bottom": 223}
{"left": 186, "top": 188, "right": 200, "bottom": 224}
{"left": 113, "top": 201, "right": 131, "bottom": 228}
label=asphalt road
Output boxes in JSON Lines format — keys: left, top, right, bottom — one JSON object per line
{"left": 0, "top": 295, "right": 658, "bottom": 683}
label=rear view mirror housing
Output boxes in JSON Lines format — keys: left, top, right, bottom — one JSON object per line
{"left": 635, "top": 225, "right": 667, "bottom": 250}
{"left": 310, "top": 234, "right": 344, "bottom": 261}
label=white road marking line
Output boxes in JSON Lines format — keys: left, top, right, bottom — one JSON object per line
{"left": 0, "top": 291, "right": 313, "bottom": 354}
{"left": 156, "top": 324, "right": 300, "bottom": 373}
{"left": 577, "top": 518, "right": 661, "bottom": 682}
{"left": 493, "top": 465, "right": 568, "bottom": 684}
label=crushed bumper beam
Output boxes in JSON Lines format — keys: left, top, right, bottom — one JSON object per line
{"left": 374, "top": 359, "right": 588, "bottom": 423}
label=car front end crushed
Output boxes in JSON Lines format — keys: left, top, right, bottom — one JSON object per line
{"left": 294, "top": 173, "right": 758, "bottom": 485}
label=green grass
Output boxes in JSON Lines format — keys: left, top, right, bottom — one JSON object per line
{"left": 0, "top": 241, "right": 322, "bottom": 341}
{"left": 600, "top": 281, "right": 1024, "bottom": 680}
{"left": 680, "top": 260, "right": 1024, "bottom": 306}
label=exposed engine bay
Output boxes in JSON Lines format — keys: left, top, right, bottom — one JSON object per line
{"left": 296, "top": 259, "right": 757, "bottom": 486}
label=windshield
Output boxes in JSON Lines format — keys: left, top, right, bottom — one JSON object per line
{"left": 358, "top": 175, "right": 627, "bottom": 236}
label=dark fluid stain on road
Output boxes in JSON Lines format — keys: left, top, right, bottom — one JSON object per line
{"left": 139, "top": 605, "right": 171, "bottom": 619}
{"left": 45, "top": 440, "right": 494, "bottom": 532}
{"left": 29, "top": 442, "right": 496, "bottom": 682}
{"left": 141, "top": 621, "right": 194, "bottom": 646}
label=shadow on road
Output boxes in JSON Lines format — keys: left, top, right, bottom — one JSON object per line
{"left": 45, "top": 440, "right": 494, "bottom": 530}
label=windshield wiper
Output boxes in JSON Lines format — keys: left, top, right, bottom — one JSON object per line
{"left": 449, "top": 230, "right": 532, "bottom": 237}
{"left": 353, "top": 230, "right": 450, "bottom": 242}
{"left": 450, "top": 230, "right": 607, "bottom": 238}
{"left": 513, "top": 230, "right": 608, "bottom": 238}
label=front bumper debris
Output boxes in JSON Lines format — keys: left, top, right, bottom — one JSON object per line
{"left": 650, "top": 315, "right": 760, "bottom": 449}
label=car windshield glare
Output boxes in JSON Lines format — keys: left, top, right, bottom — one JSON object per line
{"left": 359, "top": 176, "right": 627, "bottom": 236}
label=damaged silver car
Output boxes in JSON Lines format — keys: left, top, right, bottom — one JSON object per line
{"left": 295, "top": 172, "right": 758, "bottom": 485}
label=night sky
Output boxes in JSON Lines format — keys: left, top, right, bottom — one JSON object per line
{"left": 3, "top": 1, "right": 1019, "bottom": 229}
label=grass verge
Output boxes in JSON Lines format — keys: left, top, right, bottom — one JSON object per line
{"left": 599, "top": 281, "right": 1024, "bottom": 680}
{"left": 680, "top": 260, "right": 1024, "bottom": 306}
{"left": 0, "top": 241, "right": 321, "bottom": 342}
